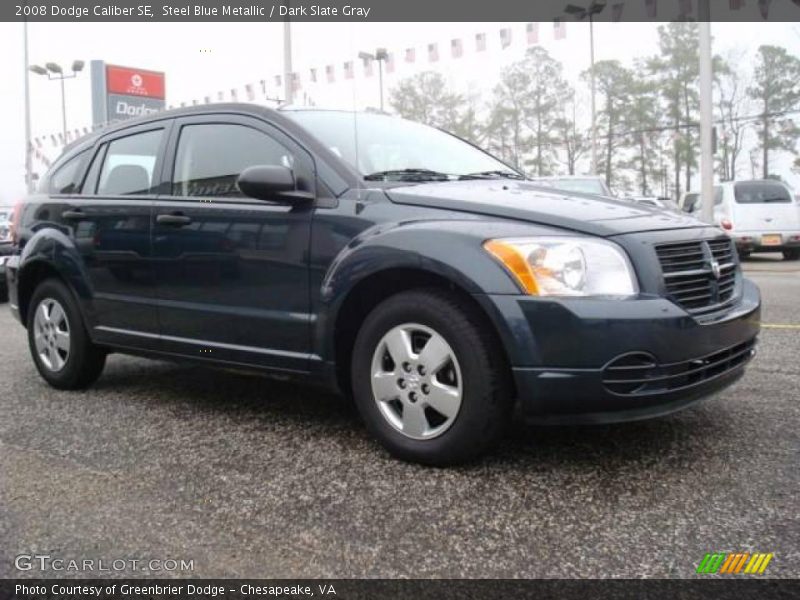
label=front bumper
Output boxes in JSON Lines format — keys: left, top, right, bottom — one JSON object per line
{"left": 478, "top": 278, "right": 761, "bottom": 424}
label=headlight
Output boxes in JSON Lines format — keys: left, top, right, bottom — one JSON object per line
{"left": 483, "top": 237, "right": 638, "bottom": 297}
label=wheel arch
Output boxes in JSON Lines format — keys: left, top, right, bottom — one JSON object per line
{"left": 16, "top": 228, "right": 94, "bottom": 329}
{"left": 327, "top": 266, "right": 516, "bottom": 398}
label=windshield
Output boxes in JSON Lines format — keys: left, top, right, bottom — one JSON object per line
{"left": 285, "top": 110, "right": 518, "bottom": 180}
{"left": 734, "top": 181, "right": 792, "bottom": 204}
{"left": 540, "top": 178, "right": 609, "bottom": 196}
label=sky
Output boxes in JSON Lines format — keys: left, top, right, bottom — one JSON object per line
{"left": 1, "top": 19, "right": 799, "bottom": 203}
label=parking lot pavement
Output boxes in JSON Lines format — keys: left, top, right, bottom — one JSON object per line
{"left": 0, "top": 263, "right": 798, "bottom": 579}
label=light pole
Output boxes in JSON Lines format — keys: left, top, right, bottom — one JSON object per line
{"left": 23, "top": 21, "right": 33, "bottom": 192}
{"left": 29, "top": 60, "right": 84, "bottom": 142}
{"left": 698, "top": 0, "right": 715, "bottom": 224}
{"left": 283, "top": 18, "right": 293, "bottom": 105}
{"left": 565, "top": 1, "right": 606, "bottom": 176}
{"left": 358, "top": 48, "right": 389, "bottom": 111}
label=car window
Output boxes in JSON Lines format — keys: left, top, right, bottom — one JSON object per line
{"left": 286, "top": 110, "right": 515, "bottom": 179}
{"left": 734, "top": 181, "right": 792, "bottom": 204}
{"left": 48, "top": 150, "right": 88, "bottom": 194}
{"left": 80, "top": 144, "right": 107, "bottom": 195}
{"left": 172, "top": 123, "right": 294, "bottom": 198}
{"left": 683, "top": 193, "right": 699, "bottom": 212}
{"left": 97, "top": 129, "right": 164, "bottom": 196}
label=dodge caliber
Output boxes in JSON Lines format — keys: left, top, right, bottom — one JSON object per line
{"left": 5, "top": 105, "right": 761, "bottom": 465}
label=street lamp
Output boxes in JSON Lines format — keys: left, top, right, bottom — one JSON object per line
{"left": 29, "top": 59, "right": 84, "bottom": 141}
{"left": 358, "top": 48, "right": 389, "bottom": 111}
{"left": 565, "top": 1, "right": 606, "bottom": 177}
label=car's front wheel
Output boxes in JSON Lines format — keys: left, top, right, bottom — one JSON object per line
{"left": 27, "top": 279, "right": 106, "bottom": 390}
{"left": 351, "top": 289, "right": 512, "bottom": 466}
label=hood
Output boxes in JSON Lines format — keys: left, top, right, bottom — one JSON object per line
{"left": 385, "top": 180, "right": 705, "bottom": 237}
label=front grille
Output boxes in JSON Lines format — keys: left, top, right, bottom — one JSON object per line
{"left": 602, "top": 338, "right": 756, "bottom": 396}
{"left": 655, "top": 238, "right": 737, "bottom": 314}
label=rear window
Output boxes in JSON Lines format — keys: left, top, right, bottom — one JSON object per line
{"left": 734, "top": 182, "right": 792, "bottom": 204}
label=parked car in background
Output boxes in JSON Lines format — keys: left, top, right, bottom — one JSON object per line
{"left": 528, "top": 175, "right": 613, "bottom": 197}
{"left": 627, "top": 196, "right": 681, "bottom": 212}
{"left": 0, "top": 204, "right": 15, "bottom": 302}
{"left": 5, "top": 105, "right": 760, "bottom": 465}
{"left": 680, "top": 180, "right": 800, "bottom": 260}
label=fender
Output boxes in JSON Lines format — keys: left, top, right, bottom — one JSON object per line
{"left": 16, "top": 226, "right": 96, "bottom": 328}
{"left": 313, "top": 217, "right": 550, "bottom": 364}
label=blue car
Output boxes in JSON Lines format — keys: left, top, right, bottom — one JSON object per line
{"left": 5, "top": 105, "right": 760, "bottom": 465}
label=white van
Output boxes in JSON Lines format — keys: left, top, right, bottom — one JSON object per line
{"left": 680, "top": 180, "right": 800, "bottom": 260}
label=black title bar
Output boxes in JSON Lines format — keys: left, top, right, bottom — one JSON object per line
{"left": 5, "top": 0, "right": 800, "bottom": 22}
{"left": 2, "top": 579, "right": 800, "bottom": 600}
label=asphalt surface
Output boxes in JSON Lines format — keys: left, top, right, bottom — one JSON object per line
{"left": 0, "top": 254, "right": 798, "bottom": 579}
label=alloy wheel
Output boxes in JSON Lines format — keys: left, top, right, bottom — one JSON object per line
{"left": 370, "top": 323, "right": 463, "bottom": 440}
{"left": 33, "top": 298, "right": 71, "bottom": 372}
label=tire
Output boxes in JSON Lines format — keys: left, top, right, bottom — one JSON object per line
{"left": 26, "top": 278, "right": 106, "bottom": 390}
{"left": 737, "top": 248, "right": 751, "bottom": 261}
{"left": 351, "top": 288, "right": 512, "bottom": 466}
{"left": 782, "top": 248, "right": 800, "bottom": 261}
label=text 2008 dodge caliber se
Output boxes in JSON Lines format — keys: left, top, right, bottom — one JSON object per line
{"left": 6, "top": 105, "right": 761, "bottom": 465}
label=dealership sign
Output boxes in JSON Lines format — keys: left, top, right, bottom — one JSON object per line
{"left": 90, "top": 60, "right": 166, "bottom": 126}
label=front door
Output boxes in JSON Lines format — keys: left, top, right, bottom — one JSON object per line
{"left": 151, "top": 115, "right": 314, "bottom": 372}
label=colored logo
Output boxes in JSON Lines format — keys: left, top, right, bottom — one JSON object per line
{"left": 696, "top": 552, "right": 774, "bottom": 575}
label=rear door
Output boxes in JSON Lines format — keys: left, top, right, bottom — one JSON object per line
{"left": 732, "top": 181, "right": 800, "bottom": 233}
{"left": 151, "top": 114, "right": 315, "bottom": 372}
{"left": 70, "top": 123, "right": 170, "bottom": 348}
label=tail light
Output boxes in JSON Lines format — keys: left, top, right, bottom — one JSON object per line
{"left": 10, "top": 201, "right": 23, "bottom": 245}
{"left": 721, "top": 218, "right": 733, "bottom": 231}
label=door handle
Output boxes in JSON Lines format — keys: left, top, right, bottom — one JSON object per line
{"left": 156, "top": 212, "right": 193, "bottom": 227}
{"left": 62, "top": 209, "right": 85, "bottom": 220}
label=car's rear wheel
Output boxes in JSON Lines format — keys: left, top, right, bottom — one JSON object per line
{"left": 27, "top": 279, "right": 106, "bottom": 390}
{"left": 737, "top": 248, "right": 751, "bottom": 260}
{"left": 351, "top": 289, "right": 512, "bottom": 466}
{"left": 782, "top": 248, "right": 800, "bottom": 261}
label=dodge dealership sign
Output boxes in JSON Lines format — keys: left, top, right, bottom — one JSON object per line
{"left": 91, "top": 60, "right": 166, "bottom": 125}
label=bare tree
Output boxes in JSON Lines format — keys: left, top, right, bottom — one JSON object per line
{"left": 714, "top": 51, "right": 751, "bottom": 181}
{"left": 553, "top": 91, "right": 587, "bottom": 176}
{"left": 748, "top": 45, "right": 800, "bottom": 179}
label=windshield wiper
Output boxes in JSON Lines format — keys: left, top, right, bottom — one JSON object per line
{"left": 459, "top": 170, "right": 525, "bottom": 180}
{"left": 364, "top": 168, "right": 451, "bottom": 182}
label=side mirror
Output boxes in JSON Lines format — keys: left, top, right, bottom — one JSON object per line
{"left": 237, "top": 165, "right": 312, "bottom": 205}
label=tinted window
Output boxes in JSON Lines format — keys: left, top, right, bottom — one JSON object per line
{"left": 97, "top": 129, "right": 163, "bottom": 196}
{"left": 49, "top": 151, "right": 88, "bottom": 194}
{"left": 734, "top": 181, "right": 792, "bottom": 204}
{"left": 172, "top": 124, "right": 294, "bottom": 197}
{"left": 683, "top": 193, "right": 699, "bottom": 212}
{"left": 80, "top": 144, "right": 107, "bottom": 195}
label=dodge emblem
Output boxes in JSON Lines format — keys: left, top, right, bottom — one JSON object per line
{"left": 710, "top": 259, "right": 722, "bottom": 280}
